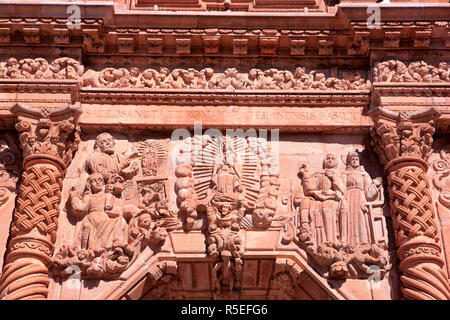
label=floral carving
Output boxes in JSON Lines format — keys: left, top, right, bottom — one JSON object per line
{"left": 0, "top": 57, "right": 84, "bottom": 80}
{"left": 82, "top": 66, "right": 370, "bottom": 91}
{"left": 374, "top": 60, "right": 450, "bottom": 83}
{"left": 370, "top": 108, "right": 439, "bottom": 168}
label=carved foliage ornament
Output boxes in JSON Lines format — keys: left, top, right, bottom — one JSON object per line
{"left": 0, "top": 57, "right": 84, "bottom": 81}
{"left": 431, "top": 146, "right": 450, "bottom": 209}
{"left": 373, "top": 60, "right": 450, "bottom": 83}
{"left": 0, "top": 137, "right": 19, "bottom": 209}
{"left": 0, "top": 57, "right": 370, "bottom": 91}
{"left": 370, "top": 108, "right": 439, "bottom": 169}
{"left": 12, "top": 103, "right": 82, "bottom": 169}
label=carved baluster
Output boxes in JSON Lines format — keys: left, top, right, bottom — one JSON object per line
{"left": 0, "top": 103, "right": 81, "bottom": 300}
{"left": 370, "top": 107, "right": 450, "bottom": 300}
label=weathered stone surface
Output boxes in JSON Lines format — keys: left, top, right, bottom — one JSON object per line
{"left": 0, "top": 0, "right": 449, "bottom": 301}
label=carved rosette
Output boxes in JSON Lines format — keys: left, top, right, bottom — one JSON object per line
{"left": 370, "top": 107, "right": 450, "bottom": 300}
{"left": 0, "top": 103, "right": 81, "bottom": 300}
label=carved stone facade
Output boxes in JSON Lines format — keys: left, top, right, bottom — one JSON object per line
{"left": 0, "top": 0, "right": 449, "bottom": 300}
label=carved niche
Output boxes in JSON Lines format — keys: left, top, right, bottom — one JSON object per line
{"left": 51, "top": 133, "right": 172, "bottom": 279}
{"left": 293, "top": 151, "right": 390, "bottom": 280}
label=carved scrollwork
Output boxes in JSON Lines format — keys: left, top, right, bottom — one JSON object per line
{"left": 81, "top": 66, "right": 370, "bottom": 91}
{"left": 51, "top": 133, "right": 174, "bottom": 279}
{"left": 374, "top": 60, "right": 450, "bottom": 83}
{"left": 431, "top": 146, "right": 450, "bottom": 208}
{"left": 0, "top": 138, "right": 19, "bottom": 209}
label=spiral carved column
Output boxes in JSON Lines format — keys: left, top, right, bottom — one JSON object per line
{"left": 0, "top": 103, "right": 81, "bottom": 300}
{"left": 370, "top": 107, "right": 450, "bottom": 300}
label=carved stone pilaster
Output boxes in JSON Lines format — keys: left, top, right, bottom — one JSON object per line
{"left": 0, "top": 103, "right": 81, "bottom": 300}
{"left": 370, "top": 107, "right": 450, "bottom": 300}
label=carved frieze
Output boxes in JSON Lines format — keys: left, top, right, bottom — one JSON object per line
{"left": 373, "top": 60, "right": 450, "bottom": 83}
{"left": 0, "top": 57, "right": 371, "bottom": 92}
{"left": 80, "top": 66, "right": 371, "bottom": 91}
{"left": 0, "top": 58, "right": 84, "bottom": 81}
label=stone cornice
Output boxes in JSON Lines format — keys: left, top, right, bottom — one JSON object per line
{"left": 0, "top": 2, "right": 448, "bottom": 57}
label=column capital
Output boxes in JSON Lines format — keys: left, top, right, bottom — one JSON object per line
{"left": 10, "top": 103, "right": 82, "bottom": 172}
{"left": 369, "top": 107, "right": 441, "bottom": 172}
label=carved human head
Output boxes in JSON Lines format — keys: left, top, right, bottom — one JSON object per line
{"left": 323, "top": 153, "right": 337, "bottom": 169}
{"left": 221, "top": 203, "right": 232, "bottom": 215}
{"left": 221, "top": 250, "right": 231, "bottom": 260}
{"left": 88, "top": 172, "right": 105, "bottom": 193}
{"left": 346, "top": 151, "right": 360, "bottom": 169}
{"left": 95, "top": 132, "right": 115, "bottom": 154}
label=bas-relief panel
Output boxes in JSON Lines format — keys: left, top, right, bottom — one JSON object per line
{"left": 50, "top": 131, "right": 396, "bottom": 299}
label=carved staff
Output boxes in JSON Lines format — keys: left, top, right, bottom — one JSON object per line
{"left": 370, "top": 107, "right": 450, "bottom": 300}
{"left": 0, "top": 103, "right": 81, "bottom": 300}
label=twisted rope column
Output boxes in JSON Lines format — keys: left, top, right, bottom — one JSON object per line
{"left": 386, "top": 158, "right": 450, "bottom": 300}
{"left": 370, "top": 107, "right": 450, "bottom": 300}
{"left": 0, "top": 104, "right": 81, "bottom": 300}
{"left": 0, "top": 162, "right": 63, "bottom": 299}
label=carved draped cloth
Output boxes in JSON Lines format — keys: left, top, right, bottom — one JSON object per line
{"left": 340, "top": 168, "right": 378, "bottom": 245}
